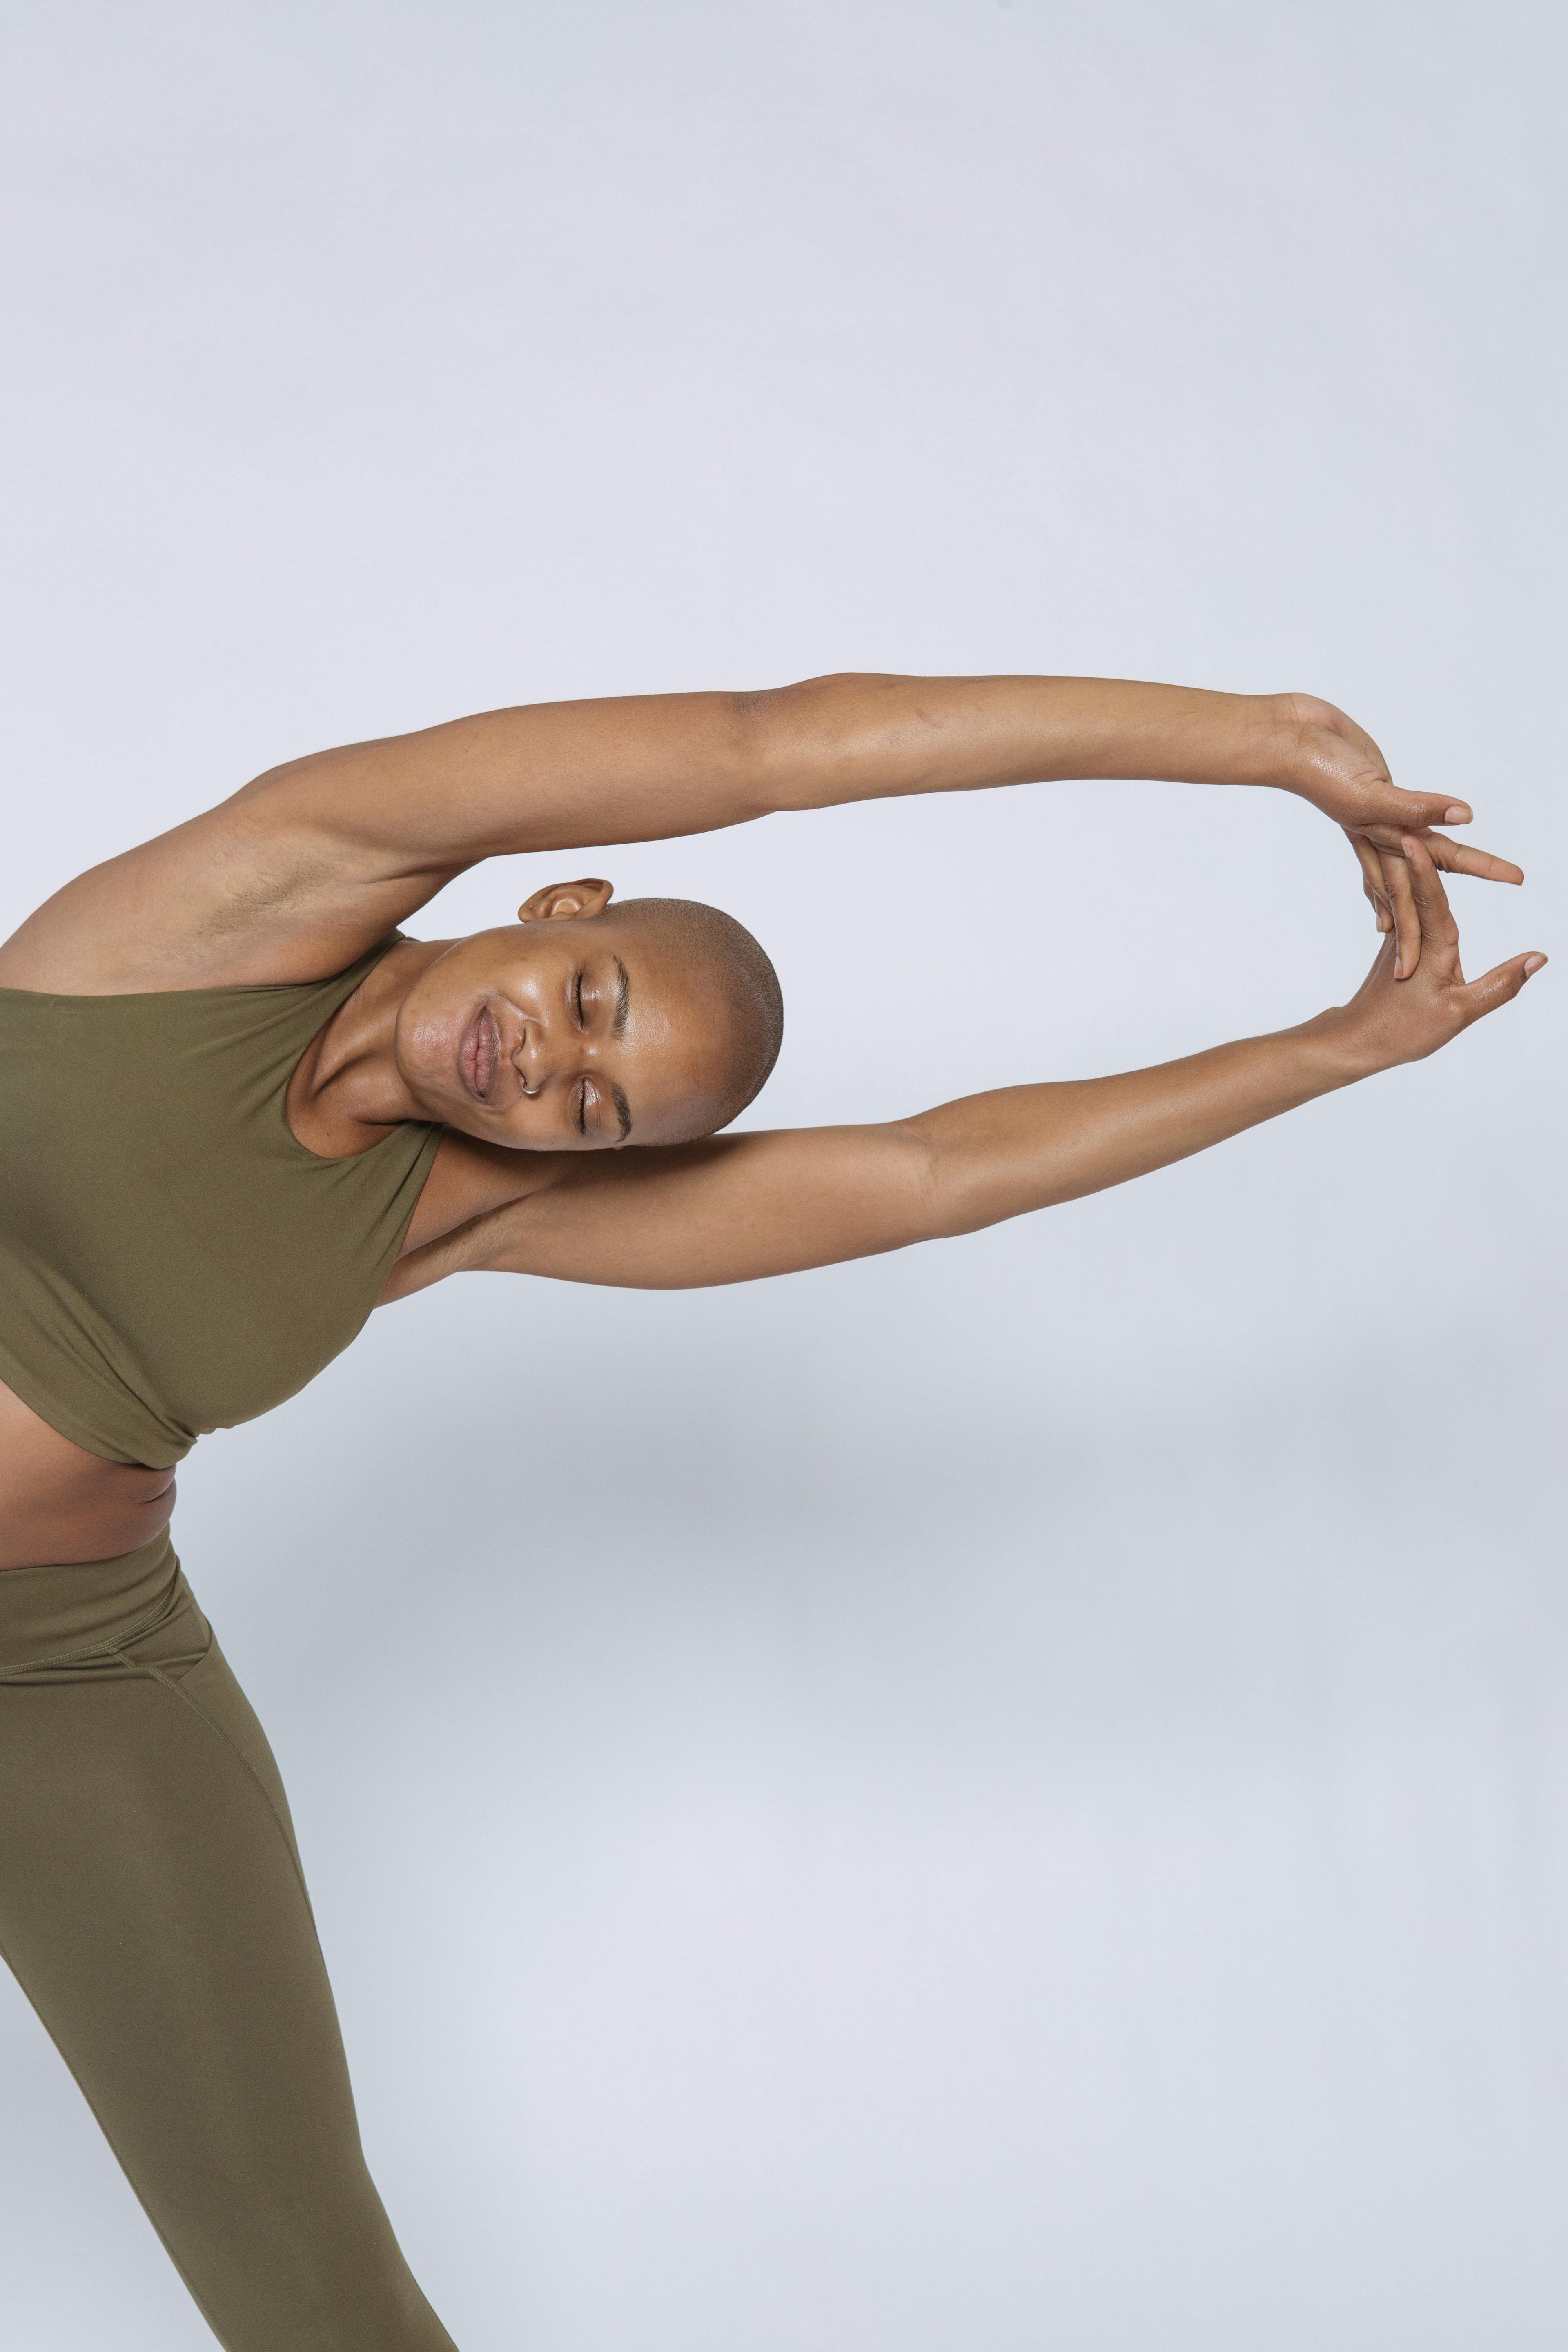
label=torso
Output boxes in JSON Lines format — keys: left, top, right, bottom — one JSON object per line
{"left": 0, "top": 1116, "right": 541, "bottom": 1572}
{"left": 0, "top": 1118, "right": 530, "bottom": 1573}
{"left": 0, "top": 1056, "right": 545, "bottom": 1571}
{"left": 0, "top": 889, "right": 546, "bottom": 1570}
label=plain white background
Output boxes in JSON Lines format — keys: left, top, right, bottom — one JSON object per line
{"left": 1, "top": 4, "right": 1564, "bottom": 2345}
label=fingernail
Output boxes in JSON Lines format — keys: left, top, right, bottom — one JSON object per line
{"left": 1523, "top": 954, "right": 1547, "bottom": 977}
{"left": 1443, "top": 804, "right": 1472, "bottom": 823}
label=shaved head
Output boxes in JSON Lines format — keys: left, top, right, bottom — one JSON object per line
{"left": 395, "top": 882, "right": 784, "bottom": 1153}
{"left": 610, "top": 895, "right": 784, "bottom": 1130}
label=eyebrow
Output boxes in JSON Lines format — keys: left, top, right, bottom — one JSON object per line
{"left": 610, "top": 1080, "right": 632, "bottom": 1141}
{"left": 612, "top": 956, "right": 630, "bottom": 1038}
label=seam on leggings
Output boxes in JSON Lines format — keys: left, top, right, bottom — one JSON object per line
{"left": 106, "top": 1644, "right": 320, "bottom": 1924}
{"left": 0, "top": 1611, "right": 317, "bottom": 1928}
{"left": 0, "top": 1591, "right": 186, "bottom": 1681}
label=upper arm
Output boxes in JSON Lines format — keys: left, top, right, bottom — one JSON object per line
{"left": 382, "top": 1121, "right": 941, "bottom": 1300}
{"left": 0, "top": 672, "right": 973, "bottom": 993}
{"left": 0, "top": 689, "right": 773, "bottom": 993}
{"left": 248, "top": 690, "right": 773, "bottom": 872}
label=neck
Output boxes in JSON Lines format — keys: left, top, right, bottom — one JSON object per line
{"left": 296, "top": 938, "right": 450, "bottom": 1136}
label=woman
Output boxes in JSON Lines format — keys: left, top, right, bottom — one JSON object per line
{"left": 0, "top": 673, "right": 1541, "bottom": 2349}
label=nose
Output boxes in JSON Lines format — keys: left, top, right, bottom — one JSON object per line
{"left": 513, "top": 1017, "right": 591, "bottom": 1096}
{"left": 512, "top": 1025, "right": 546, "bottom": 1094}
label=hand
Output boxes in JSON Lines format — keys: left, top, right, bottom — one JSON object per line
{"left": 1274, "top": 692, "right": 1524, "bottom": 977}
{"left": 1321, "top": 835, "right": 1544, "bottom": 1074}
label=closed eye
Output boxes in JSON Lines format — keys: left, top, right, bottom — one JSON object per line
{"left": 575, "top": 1080, "right": 588, "bottom": 1135}
{"left": 573, "top": 971, "right": 586, "bottom": 1026}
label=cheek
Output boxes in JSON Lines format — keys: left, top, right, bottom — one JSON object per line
{"left": 404, "top": 1008, "right": 448, "bottom": 1065}
{"left": 486, "top": 1098, "right": 582, "bottom": 1153}
{"left": 395, "top": 1009, "right": 449, "bottom": 1091}
{"left": 401, "top": 972, "right": 467, "bottom": 1050}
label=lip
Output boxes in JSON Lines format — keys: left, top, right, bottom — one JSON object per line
{"left": 458, "top": 1004, "right": 501, "bottom": 1102}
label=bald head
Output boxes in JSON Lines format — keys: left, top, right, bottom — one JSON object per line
{"left": 610, "top": 895, "right": 784, "bottom": 1131}
{"left": 398, "top": 881, "right": 784, "bottom": 1154}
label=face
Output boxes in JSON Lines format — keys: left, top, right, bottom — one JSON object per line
{"left": 392, "top": 885, "right": 736, "bottom": 1150}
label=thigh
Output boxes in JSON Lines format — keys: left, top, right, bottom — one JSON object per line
{"left": 0, "top": 1558, "right": 456, "bottom": 2352}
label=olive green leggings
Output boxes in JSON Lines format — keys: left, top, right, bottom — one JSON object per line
{"left": 0, "top": 1533, "right": 457, "bottom": 2350}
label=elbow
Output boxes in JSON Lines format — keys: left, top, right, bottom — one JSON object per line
{"left": 726, "top": 674, "right": 895, "bottom": 815}
{"left": 703, "top": 690, "right": 784, "bottom": 822}
{"left": 903, "top": 1126, "right": 1066, "bottom": 1245}
{"left": 896, "top": 1126, "right": 987, "bottom": 1247}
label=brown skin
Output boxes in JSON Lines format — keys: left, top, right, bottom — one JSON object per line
{"left": 383, "top": 838, "right": 1542, "bottom": 1301}
{"left": 287, "top": 883, "right": 746, "bottom": 1159}
{"left": 0, "top": 1381, "right": 178, "bottom": 1573}
{"left": 0, "top": 675, "right": 1544, "bottom": 1570}
{"left": 0, "top": 677, "right": 1523, "bottom": 995}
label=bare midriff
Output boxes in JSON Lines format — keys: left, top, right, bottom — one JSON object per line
{"left": 0, "top": 1377, "right": 177, "bottom": 1571}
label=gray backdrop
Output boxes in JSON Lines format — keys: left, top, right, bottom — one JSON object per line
{"left": 2, "top": 4, "right": 1564, "bottom": 2346}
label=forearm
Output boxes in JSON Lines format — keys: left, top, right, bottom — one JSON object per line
{"left": 917, "top": 839, "right": 1536, "bottom": 1236}
{"left": 911, "top": 1012, "right": 1368, "bottom": 1237}
{"left": 748, "top": 673, "right": 1294, "bottom": 813}
{"left": 447, "top": 1010, "right": 1376, "bottom": 1296}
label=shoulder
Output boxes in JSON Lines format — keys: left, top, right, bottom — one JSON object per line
{"left": 0, "top": 763, "right": 461, "bottom": 996}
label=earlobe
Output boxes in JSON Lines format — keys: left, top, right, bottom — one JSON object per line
{"left": 516, "top": 878, "right": 615, "bottom": 923}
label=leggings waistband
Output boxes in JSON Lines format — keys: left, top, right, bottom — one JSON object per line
{"left": 0, "top": 1530, "right": 183, "bottom": 1676}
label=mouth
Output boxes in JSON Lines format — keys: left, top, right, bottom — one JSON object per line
{"left": 458, "top": 1004, "right": 501, "bottom": 1102}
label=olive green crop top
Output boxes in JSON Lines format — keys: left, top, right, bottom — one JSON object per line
{"left": 0, "top": 939, "right": 443, "bottom": 1468}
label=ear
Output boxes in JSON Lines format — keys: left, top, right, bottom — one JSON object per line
{"left": 516, "top": 878, "right": 615, "bottom": 922}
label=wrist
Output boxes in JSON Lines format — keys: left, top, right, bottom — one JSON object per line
{"left": 1291, "top": 1004, "right": 1395, "bottom": 1085}
{"left": 1097, "top": 685, "right": 1299, "bottom": 790}
{"left": 1225, "top": 691, "right": 1313, "bottom": 792}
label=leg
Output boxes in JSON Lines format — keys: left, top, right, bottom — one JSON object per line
{"left": 0, "top": 1536, "right": 456, "bottom": 2352}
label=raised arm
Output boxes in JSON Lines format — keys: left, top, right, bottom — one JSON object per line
{"left": 383, "top": 842, "right": 1543, "bottom": 1303}
{"left": 241, "top": 674, "right": 1525, "bottom": 985}
{"left": 256, "top": 672, "right": 1515, "bottom": 878}
{"left": 3, "top": 673, "right": 1521, "bottom": 993}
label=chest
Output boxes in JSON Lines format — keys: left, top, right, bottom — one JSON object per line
{"left": 0, "top": 987, "right": 438, "bottom": 1445}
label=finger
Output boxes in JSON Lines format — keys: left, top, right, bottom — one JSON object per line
{"left": 1345, "top": 830, "right": 1393, "bottom": 929}
{"left": 1459, "top": 950, "right": 1548, "bottom": 1025}
{"left": 1401, "top": 833, "right": 1462, "bottom": 957}
{"left": 1352, "top": 823, "right": 1524, "bottom": 881}
{"left": 1418, "top": 834, "right": 1526, "bottom": 886}
{"left": 1381, "top": 845, "right": 1421, "bottom": 976}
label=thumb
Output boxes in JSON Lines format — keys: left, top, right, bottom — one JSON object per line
{"left": 1460, "top": 950, "right": 1548, "bottom": 1023}
{"left": 1368, "top": 785, "right": 1474, "bottom": 828}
